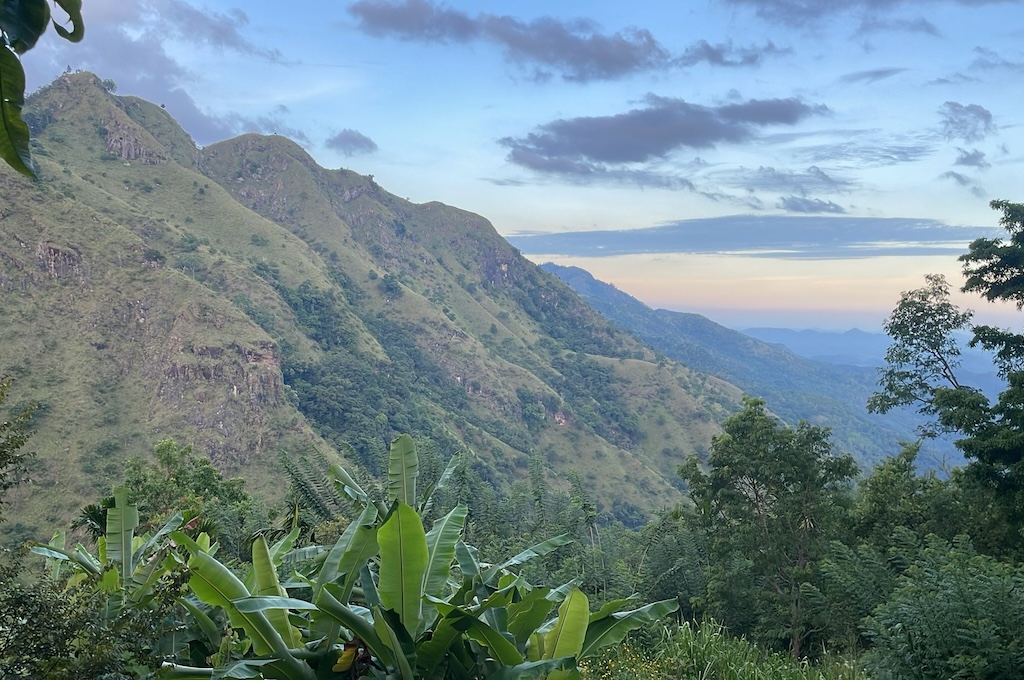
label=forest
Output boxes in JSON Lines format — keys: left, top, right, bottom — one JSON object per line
{"left": 2, "top": 9, "right": 1024, "bottom": 678}
{"left": 2, "top": 200, "right": 1024, "bottom": 679}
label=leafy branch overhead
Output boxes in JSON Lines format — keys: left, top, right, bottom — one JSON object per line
{"left": 0, "top": 0, "right": 84, "bottom": 176}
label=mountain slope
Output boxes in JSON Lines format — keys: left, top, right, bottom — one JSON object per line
{"left": 542, "top": 264, "right": 956, "bottom": 468}
{"left": 0, "top": 73, "right": 743, "bottom": 538}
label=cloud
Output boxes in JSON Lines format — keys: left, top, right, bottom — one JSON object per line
{"left": 940, "top": 170, "right": 986, "bottom": 197}
{"left": 778, "top": 196, "right": 846, "bottom": 213}
{"left": 719, "top": 0, "right": 1015, "bottom": 26}
{"left": 838, "top": 67, "right": 909, "bottom": 84}
{"left": 954, "top": 147, "right": 990, "bottom": 169}
{"left": 22, "top": 0, "right": 293, "bottom": 146}
{"left": 499, "top": 95, "right": 828, "bottom": 187}
{"left": 855, "top": 16, "right": 940, "bottom": 35}
{"left": 154, "top": 0, "right": 282, "bottom": 61}
{"left": 970, "top": 47, "right": 1024, "bottom": 73}
{"left": 506, "top": 215, "right": 1003, "bottom": 259}
{"left": 727, "top": 166, "right": 854, "bottom": 194}
{"left": 325, "top": 129, "right": 379, "bottom": 156}
{"left": 939, "top": 101, "right": 995, "bottom": 142}
{"left": 676, "top": 40, "right": 790, "bottom": 67}
{"left": 348, "top": 1, "right": 786, "bottom": 81}
{"left": 798, "top": 140, "right": 934, "bottom": 166}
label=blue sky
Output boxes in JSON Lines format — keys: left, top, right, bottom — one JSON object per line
{"left": 23, "top": 0, "right": 1024, "bottom": 329}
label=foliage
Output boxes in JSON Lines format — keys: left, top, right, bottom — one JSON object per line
{"left": 0, "top": 380, "right": 33, "bottom": 520}
{"left": 681, "top": 398, "right": 858, "bottom": 657}
{"left": 120, "top": 439, "right": 267, "bottom": 562}
{"left": 864, "top": 533, "right": 1024, "bottom": 680}
{"left": 651, "top": 621, "right": 863, "bottom": 680}
{"left": 0, "top": 0, "right": 84, "bottom": 175}
{"left": 867, "top": 274, "right": 974, "bottom": 432}
{"left": 871, "top": 200, "right": 1024, "bottom": 555}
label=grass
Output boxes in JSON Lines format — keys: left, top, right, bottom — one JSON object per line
{"left": 581, "top": 621, "right": 866, "bottom": 680}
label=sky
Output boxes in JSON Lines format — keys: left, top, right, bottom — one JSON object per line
{"left": 21, "top": 0, "right": 1024, "bottom": 330}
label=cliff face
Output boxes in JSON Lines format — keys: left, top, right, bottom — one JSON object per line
{"left": 1, "top": 73, "right": 742, "bottom": 541}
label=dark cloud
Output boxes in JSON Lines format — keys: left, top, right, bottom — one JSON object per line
{"left": 506, "top": 215, "right": 1002, "bottom": 260}
{"left": 325, "top": 129, "right": 379, "bottom": 156}
{"left": 954, "top": 147, "right": 989, "bottom": 169}
{"left": 856, "top": 16, "right": 940, "bottom": 35}
{"left": 347, "top": 0, "right": 478, "bottom": 41}
{"left": 503, "top": 146, "right": 696, "bottom": 189}
{"left": 727, "top": 166, "right": 854, "bottom": 194}
{"left": 501, "top": 95, "right": 827, "bottom": 176}
{"left": 676, "top": 40, "right": 790, "bottom": 67}
{"left": 838, "top": 67, "right": 909, "bottom": 84}
{"left": 348, "top": 1, "right": 786, "bottom": 81}
{"left": 778, "top": 196, "right": 846, "bottom": 213}
{"left": 719, "top": 0, "right": 1016, "bottom": 27}
{"left": 939, "top": 101, "right": 995, "bottom": 142}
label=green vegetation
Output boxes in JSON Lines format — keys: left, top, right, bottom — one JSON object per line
{"left": 4, "top": 72, "right": 1024, "bottom": 678}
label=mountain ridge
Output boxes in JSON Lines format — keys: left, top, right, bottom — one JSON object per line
{"left": 1, "top": 72, "right": 739, "bottom": 539}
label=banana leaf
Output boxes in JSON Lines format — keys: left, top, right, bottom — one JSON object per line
{"left": 387, "top": 434, "right": 418, "bottom": 506}
{"left": 377, "top": 501, "right": 428, "bottom": 635}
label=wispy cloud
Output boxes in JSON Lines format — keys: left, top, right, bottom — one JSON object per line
{"left": 940, "top": 170, "right": 986, "bottom": 197}
{"left": 954, "top": 147, "right": 989, "bottom": 169}
{"left": 719, "top": 0, "right": 1016, "bottom": 26}
{"left": 348, "top": 0, "right": 787, "bottom": 81}
{"left": 856, "top": 16, "right": 940, "bottom": 36}
{"left": 778, "top": 196, "right": 846, "bottom": 213}
{"left": 506, "top": 215, "right": 1002, "bottom": 260}
{"left": 499, "top": 94, "right": 828, "bottom": 186}
{"left": 23, "top": 0, "right": 291, "bottom": 146}
{"left": 838, "top": 67, "right": 909, "bottom": 84}
{"left": 724, "top": 165, "right": 854, "bottom": 193}
{"left": 326, "top": 129, "right": 379, "bottom": 156}
{"left": 939, "top": 101, "right": 995, "bottom": 142}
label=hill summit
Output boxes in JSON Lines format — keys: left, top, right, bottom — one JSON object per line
{"left": 0, "top": 72, "right": 741, "bottom": 539}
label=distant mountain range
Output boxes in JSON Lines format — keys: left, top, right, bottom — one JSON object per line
{"left": 542, "top": 263, "right": 968, "bottom": 470}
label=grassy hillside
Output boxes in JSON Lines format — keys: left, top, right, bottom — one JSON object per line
{"left": 0, "top": 73, "right": 742, "bottom": 540}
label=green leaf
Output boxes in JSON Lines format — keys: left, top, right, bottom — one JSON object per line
{"left": 133, "top": 512, "right": 183, "bottom": 565}
{"left": 449, "top": 609, "right": 524, "bottom": 666}
{"left": 180, "top": 597, "right": 221, "bottom": 650}
{"left": 232, "top": 596, "right": 319, "bottom": 612}
{"left": 251, "top": 536, "right": 303, "bottom": 648}
{"left": 328, "top": 462, "right": 371, "bottom": 508}
{"left": 0, "top": 29, "right": 33, "bottom": 175}
{"left": 377, "top": 501, "right": 428, "bottom": 634}
{"left": 372, "top": 606, "right": 416, "bottom": 680}
{"left": 314, "top": 591, "right": 395, "bottom": 668}
{"left": 419, "top": 451, "right": 460, "bottom": 516}
{"left": 105, "top": 486, "right": 139, "bottom": 587}
{"left": 484, "top": 534, "right": 573, "bottom": 584}
{"left": 507, "top": 588, "right": 555, "bottom": 646}
{"left": 423, "top": 504, "right": 466, "bottom": 599}
{"left": 51, "top": 0, "right": 84, "bottom": 42}
{"left": 387, "top": 434, "right": 418, "bottom": 506}
{"left": 579, "top": 598, "right": 680, "bottom": 659}
{"left": 542, "top": 587, "right": 588, "bottom": 675}
{"left": 0, "top": 0, "right": 50, "bottom": 53}
{"left": 488, "top": 657, "right": 577, "bottom": 680}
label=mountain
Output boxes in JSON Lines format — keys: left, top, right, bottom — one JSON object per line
{"left": 0, "top": 73, "right": 744, "bottom": 540}
{"left": 542, "top": 264, "right": 962, "bottom": 469}
{"left": 741, "top": 328, "right": 891, "bottom": 367}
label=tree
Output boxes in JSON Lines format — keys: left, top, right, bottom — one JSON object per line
{"left": 680, "top": 398, "right": 858, "bottom": 658}
{"left": 866, "top": 273, "right": 976, "bottom": 435}
{"left": 0, "top": 0, "right": 84, "bottom": 175}
{"left": 871, "top": 201, "right": 1024, "bottom": 554}
{"left": 864, "top": 533, "right": 1024, "bottom": 680}
{"left": 0, "top": 380, "right": 33, "bottom": 520}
